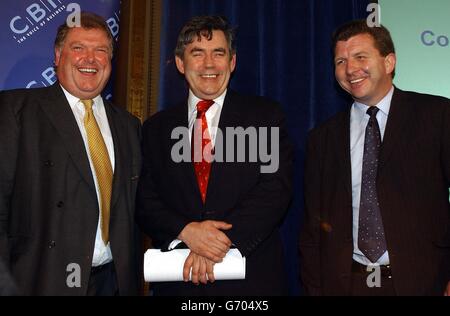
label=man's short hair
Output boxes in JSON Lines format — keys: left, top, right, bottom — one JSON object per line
{"left": 332, "top": 19, "right": 396, "bottom": 77}
{"left": 174, "top": 15, "right": 236, "bottom": 59}
{"left": 54, "top": 11, "right": 114, "bottom": 56}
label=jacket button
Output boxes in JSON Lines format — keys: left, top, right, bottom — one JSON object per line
{"left": 57, "top": 201, "right": 64, "bottom": 208}
{"left": 48, "top": 241, "right": 56, "bottom": 249}
{"left": 202, "top": 211, "right": 215, "bottom": 219}
{"left": 44, "top": 160, "right": 54, "bottom": 167}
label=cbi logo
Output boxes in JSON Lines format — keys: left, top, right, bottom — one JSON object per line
{"left": 10, "top": 1, "right": 120, "bottom": 40}
{"left": 9, "top": 0, "right": 67, "bottom": 36}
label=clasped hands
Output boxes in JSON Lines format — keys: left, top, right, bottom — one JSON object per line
{"left": 178, "top": 220, "right": 232, "bottom": 285}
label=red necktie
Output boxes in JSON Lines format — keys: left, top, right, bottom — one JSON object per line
{"left": 192, "top": 100, "right": 214, "bottom": 204}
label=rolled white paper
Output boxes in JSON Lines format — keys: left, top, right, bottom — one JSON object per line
{"left": 144, "top": 248, "right": 246, "bottom": 282}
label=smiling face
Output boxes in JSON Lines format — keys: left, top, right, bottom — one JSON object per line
{"left": 175, "top": 30, "right": 236, "bottom": 100}
{"left": 55, "top": 27, "right": 112, "bottom": 99}
{"left": 334, "top": 33, "right": 396, "bottom": 106}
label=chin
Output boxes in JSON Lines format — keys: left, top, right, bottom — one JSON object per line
{"left": 200, "top": 91, "right": 220, "bottom": 98}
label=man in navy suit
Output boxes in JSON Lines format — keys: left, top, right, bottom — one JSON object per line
{"left": 137, "top": 15, "right": 293, "bottom": 295}
{"left": 300, "top": 20, "right": 450, "bottom": 296}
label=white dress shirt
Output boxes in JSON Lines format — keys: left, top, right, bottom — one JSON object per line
{"left": 350, "top": 86, "right": 394, "bottom": 266}
{"left": 61, "top": 86, "right": 115, "bottom": 267}
{"left": 187, "top": 89, "right": 226, "bottom": 147}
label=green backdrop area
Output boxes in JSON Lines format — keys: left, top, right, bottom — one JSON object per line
{"left": 380, "top": 0, "right": 449, "bottom": 199}
{"left": 379, "top": 0, "right": 450, "bottom": 98}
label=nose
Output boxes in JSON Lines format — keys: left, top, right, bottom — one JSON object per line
{"left": 85, "top": 49, "right": 95, "bottom": 63}
{"left": 204, "top": 53, "right": 214, "bottom": 68}
{"left": 346, "top": 59, "right": 358, "bottom": 76}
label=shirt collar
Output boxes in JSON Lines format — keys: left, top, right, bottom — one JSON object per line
{"left": 188, "top": 89, "right": 227, "bottom": 115}
{"left": 353, "top": 85, "right": 394, "bottom": 118}
{"left": 60, "top": 84, "right": 103, "bottom": 111}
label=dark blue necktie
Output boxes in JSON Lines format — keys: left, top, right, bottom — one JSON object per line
{"left": 358, "top": 107, "right": 387, "bottom": 263}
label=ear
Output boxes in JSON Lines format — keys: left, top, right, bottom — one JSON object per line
{"left": 230, "top": 54, "right": 237, "bottom": 73}
{"left": 54, "top": 47, "right": 61, "bottom": 67}
{"left": 175, "top": 56, "right": 185, "bottom": 74}
{"left": 384, "top": 53, "right": 396, "bottom": 76}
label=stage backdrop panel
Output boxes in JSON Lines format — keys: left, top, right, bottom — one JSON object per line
{"left": 380, "top": 0, "right": 450, "bottom": 200}
{"left": 380, "top": 0, "right": 450, "bottom": 99}
{"left": 0, "top": 0, "right": 121, "bottom": 99}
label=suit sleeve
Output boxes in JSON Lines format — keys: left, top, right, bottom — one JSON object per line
{"left": 0, "top": 92, "right": 19, "bottom": 265}
{"left": 442, "top": 100, "right": 450, "bottom": 187}
{"left": 136, "top": 120, "right": 191, "bottom": 247}
{"left": 442, "top": 99, "right": 450, "bottom": 285}
{"left": 223, "top": 106, "right": 294, "bottom": 258}
{"left": 298, "top": 130, "right": 323, "bottom": 296}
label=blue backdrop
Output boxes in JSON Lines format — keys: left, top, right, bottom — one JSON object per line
{"left": 158, "top": 0, "right": 373, "bottom": 295}
{"left": 0, "top": 0, "right": 121, "bottom": 99}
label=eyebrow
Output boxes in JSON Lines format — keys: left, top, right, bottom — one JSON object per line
{"left": 69, "top": 41, "right": 84, "bottom": 46}
{"left": 69, "top": 41, "right": 109, "bottom": 49}
{"left": 351, "top": 50, "right": 369, "bottom": 57}
{"left": 334, "top": 50, "right": 370, "bottom": 62}
{"left": 214, "top": 48, "right": 227, "bottom": 53}
{"left": 189, "top": 47, "right": 204, "bottom": 54}
{"left": 189, "top": 47, "right": 227, "bottom": 54}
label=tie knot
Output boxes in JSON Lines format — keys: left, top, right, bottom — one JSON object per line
{"left": 81, "top": 99, "right": 94, "bottom": 111}
{"left": 366, "top": 106, "right": 379, "bottom": 118}
{"left": 196, "top": 100, "right": 214, "bottom": 117}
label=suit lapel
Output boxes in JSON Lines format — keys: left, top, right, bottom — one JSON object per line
{"left": 39, "top": 84, "right": 96, "bottom": 195}
{"left": 378, "top": 88, "right": 409, "bottom": 174}
{"left": 168, "top": 103, "right": 202, "bottom": 205}
{"left": 332, "top": 109, "right": 353, "bottom": 199}
{"left": 205, "top": 91, "right": 241, "bottom": 206}
{"left": 104, "top": 100, "right": 125, "bottom": 211}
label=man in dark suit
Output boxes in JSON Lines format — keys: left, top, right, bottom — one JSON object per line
{"left": 137, "top": 15, "right": 293, "bottom": 295}
{"left": 299, "top": 20, "right": 450, "bottom": 296}
{"left": 0, "top": 12, "right": 141, "bottom": 295}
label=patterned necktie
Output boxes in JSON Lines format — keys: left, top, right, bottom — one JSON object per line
{"left": 192, "top": 100, "right": 214, "bottom": 204}
{"left": 358, "top": 106, "right": 387, "bottom": 263}
{"left": 81, "top": 99, "right": 113, "bottom": 245}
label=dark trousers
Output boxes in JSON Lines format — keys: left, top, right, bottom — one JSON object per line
{"left": 350, "top": 261, "right": 396, "bottom": 296}
{"left": 87, "top": 262, "right": 119, "bottom": 296}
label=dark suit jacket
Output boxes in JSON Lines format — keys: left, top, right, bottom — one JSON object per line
{"left": 299, "top": 88, "right": 450, "bottom": 296}
{"left": 0, "top": 257, "right": 18, "bottom": 296}
{"left": 137, "top": 90, "right": 293, "bottom": 295}
{"left": 0, "top": 83, "right": 142, "bottom": 295}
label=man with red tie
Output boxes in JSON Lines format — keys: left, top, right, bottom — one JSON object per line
{"left": 136, "top": 15, "right": 293, "bottom": 296}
